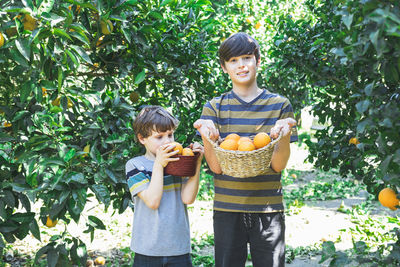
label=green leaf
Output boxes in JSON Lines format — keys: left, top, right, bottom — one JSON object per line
{"left": 38, "top": 0, "right": 55, "bottom": 14}
{"left": 70, "top": 45, "right": 93, "bottom": 64}
{"left": 20, "top": 81, "right": 34, "bottom": 102}
{"left": 380, "top": 155, "right": 393, "bottom": 175}
{"left": 47, "top": 248, "right": 59, "bottom": 267}
{"left": 29, "top": 219, "right": 41, "bottom": 241}
{"left": 355, "top": 100, "right": 370, "bottom": 114}
{"left": 69, "top": 31, "right": 90, "bottom": 45}
{"left": 66, "top": 172, "right": 87, "bottom": 185}
{"left": 91, "top": 184, "right": 110, "bottom": 207}
{"left": 66, "top": 49, "right": 79, "bottom": 67}
{"left": 35, "top": 245, "right": 50, "bottom": 264}
{"left": 134, "top": 69, "right": 146, "bottom": 84}
{"left": 92, "top": 77, "right": 105, "bottom": 91}
{"left": 10, "top": 212, "right": 35, "bottom": 223}
{"left": 88, "top": 215, "right": 106, "bottom": 230}
{"left": 160, "top": 0, "right": 174, "bottom": 6}
{"left": 0, "top": 132, "right": 15, "bottom": 143}
{"left": 22, "top": 0, "right": 34, "bottom": 10}
{"left": 64, "top": 148, "right": 76, "bottom": 162}
{"left": 319, "top": 241, "right": 336, "bottom": 263}
{"left": 105, "top": 168, "right": 117, "bottom": 183}
{"left": 342, "top": 13, "right": 353, "bottom": 30}
{"left": 15, "top": 39, "right": 31, "bottom": 62}
{"left": 53, "top": 28, "right": 72, "bottom": 41}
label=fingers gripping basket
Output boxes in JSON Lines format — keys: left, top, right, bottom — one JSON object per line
{"left": 205, "top": 133, "right": 282, "bottom": 178}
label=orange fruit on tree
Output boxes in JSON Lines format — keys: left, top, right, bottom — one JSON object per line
{"left": 220, "top": 138, "right": 238, "bottom": 151}
{"left": 45, "top": 216, "right": 58, "bottom": 228}
{"left": 0, "top": 32, "right": 4, "bottom": 48}
{"left": 225, "top": 133, "right": 240, "bottom": 142}
{"left": 349, "top": 137, "right": 360, "bottom": 145}
{"left": 238, "top": 141, "right": 255, "bottom": 151}
{"left": 182, "top": 147, "right": 194, "bottom": 156}
{"left": 237, "top": 137, "right": 252, "bottom": 146}
{"left": 171, "top": 142, "right": 183, "bottom": 154}
{"left": 94, "top": 256, "right": 106, "bottom": 265}
{"left": 253, "top": 132, "right": 271, "bottom": 149}
{"left": 378, "top": 188, "right": 399, "bottom": 210}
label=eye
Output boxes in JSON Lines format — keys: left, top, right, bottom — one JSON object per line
{"left": 168, "top": 133, "right": 173, "bottom": 138}
{"left": 230, "top": 58, "right": 237, "bottom": 62}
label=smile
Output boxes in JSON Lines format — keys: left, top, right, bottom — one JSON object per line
{"left": 237, "top": 71, "right": 249, "bottom": 76}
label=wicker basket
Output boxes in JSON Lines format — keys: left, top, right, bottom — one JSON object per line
{"left": 164, "top": 152, "right": 200, "bottom": 177}
{"left": 205, "top": 133, "right": 282, "bottom": 178}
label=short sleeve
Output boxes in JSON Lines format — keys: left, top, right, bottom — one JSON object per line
{"left": 280, "top": 99, "right": 298, "bottom": 143}
{"left": 125, "top": 159, "right": 150, "bottom": 197}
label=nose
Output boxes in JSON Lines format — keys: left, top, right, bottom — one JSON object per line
{"left": 238, "top": 58, "right": 245, "bottom": 68}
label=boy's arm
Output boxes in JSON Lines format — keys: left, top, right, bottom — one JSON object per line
{"left": 181, "top": 142, "right": 204, "bottom": 204}
{"left": 270, "top": 118, "right": 296, "bottom": 173}
{"left": 137, "top": 161, "right": 164, "bottom": 210}
{"left": 138, "top": 144, "right": 179, "bottom": 209}
{"left": 193, "top": 119, "right": 222, "bottom": 174}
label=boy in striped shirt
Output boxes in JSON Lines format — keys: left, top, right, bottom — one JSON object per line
{"left": 194, "top": 32, "right": 298, "bottom": 267}
{"left": 126, "top": 105, "right": 203, "bottom": 266}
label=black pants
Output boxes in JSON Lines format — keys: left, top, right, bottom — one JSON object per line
{"left": 213, "top": 211, "right": 285, "bottom": 267}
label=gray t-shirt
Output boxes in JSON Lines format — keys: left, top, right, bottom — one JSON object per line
{"left": 125, "top": 156, "right": 191, "bottom": 256}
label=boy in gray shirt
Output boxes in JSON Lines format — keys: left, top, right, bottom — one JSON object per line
{"left": 126, "top": 105, "right": 203, "bottom": 266}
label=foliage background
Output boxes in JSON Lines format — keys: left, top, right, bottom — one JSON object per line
{"left": 0, "top": 0, "right": 399, "bottom": 265}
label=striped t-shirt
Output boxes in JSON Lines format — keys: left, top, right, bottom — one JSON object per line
{"left": 200, "top": 89, "right": 298, "bottom": 213}
{"left": 125, "top": 156, "right": 191, "bottom": 256}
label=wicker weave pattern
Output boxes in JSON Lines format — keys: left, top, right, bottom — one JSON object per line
{"left": 206, "top": 133, "right": 282, "bottom": 178}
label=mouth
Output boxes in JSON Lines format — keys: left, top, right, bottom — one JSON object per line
{"left": 237, "top": 71, "right": 249, "bottom": 77}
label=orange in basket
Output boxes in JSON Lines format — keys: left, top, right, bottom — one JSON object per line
{"left": 164, "top": 146, "right": 199, "bottom": 177}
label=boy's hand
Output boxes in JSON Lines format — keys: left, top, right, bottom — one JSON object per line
{"left": 193, "top": 119, "right": 219, "bottom": 141}
{"left": 190, "top": 142, "right": 204, "bottom": 162}
{"left": 270, "top": 118, "right": 297, "bottom": 139}
{"left": 155, "top": 143, "right": 180, "bottom": 167}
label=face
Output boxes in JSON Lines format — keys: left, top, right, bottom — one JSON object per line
{"left": 221, "top": 54, "right": 260, "bottom": 87}
{"left": 139, "top": 129, "right": 175, "bottom": 157}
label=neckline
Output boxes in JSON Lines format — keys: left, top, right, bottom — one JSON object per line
{"left": 231, "top": 89, "right": 266, "bottom": 106}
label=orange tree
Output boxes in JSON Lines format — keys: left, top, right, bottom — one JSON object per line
{"left": 268, "top": 0, "right": 399, "bottom": 264}
{"left": 0, "top": 0, "right": 222, "bottom": 265}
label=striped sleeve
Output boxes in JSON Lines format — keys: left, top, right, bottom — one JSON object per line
{"left": 280, "top": 98, "right": 298, "bottom": 143}
{"left": 125, "top": 159, "right": 150, "bottom": 197}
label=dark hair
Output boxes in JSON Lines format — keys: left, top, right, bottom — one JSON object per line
{"left": 219, "top": 32, "right": 260, "bottom": 67}
{"left": 133, "top": 105, "right": 179, "bottom": 139}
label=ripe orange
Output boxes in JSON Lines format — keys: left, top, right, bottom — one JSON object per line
{"left": 94, "top": 256, "right": 106, "bottom": 265}
{"left": 171, "top": 142, "right": 183, "bottom": 154}
{"left": 3, "top": 122, "right": 12, "bottom": 127}
{"left": 220, "top": 139, "right": 238, "bottom": 150}
{"left": 182, "top": 147, "right": 194, "bottom": 156}
{"left": 225, "top": 133, "right": 240, "bottom": 142}
{"left": 237, "top": 137, "right": 252, "bottom": 146}
{"left": 378, "top": 188, "right": 399, "bottom": 210}
{"left": 238, "top": 141, "right": 255, "bottom": 151}
{"left": 0, "top": 32, "right": 4, "bottom": 48}
{"left": 349, "top": 137, "right": 360, "bottom": 145}
{"left": 253, "top": 132, "right": 271, "bottom": 149}
{"left": 255, "top": 21, "right": 262, "bottom": 29}
{"left": 45, "top": 216, "right": 58, "bottom": 228}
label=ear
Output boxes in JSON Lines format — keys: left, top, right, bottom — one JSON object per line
{"left": 220, "top": 63, "right": 228, "bottom": 73}
{"left": 137, "top": 134, "right": 146, "bottom": 145}
{"left": 256, "top": 56, "right": 261, "bottom": 68}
